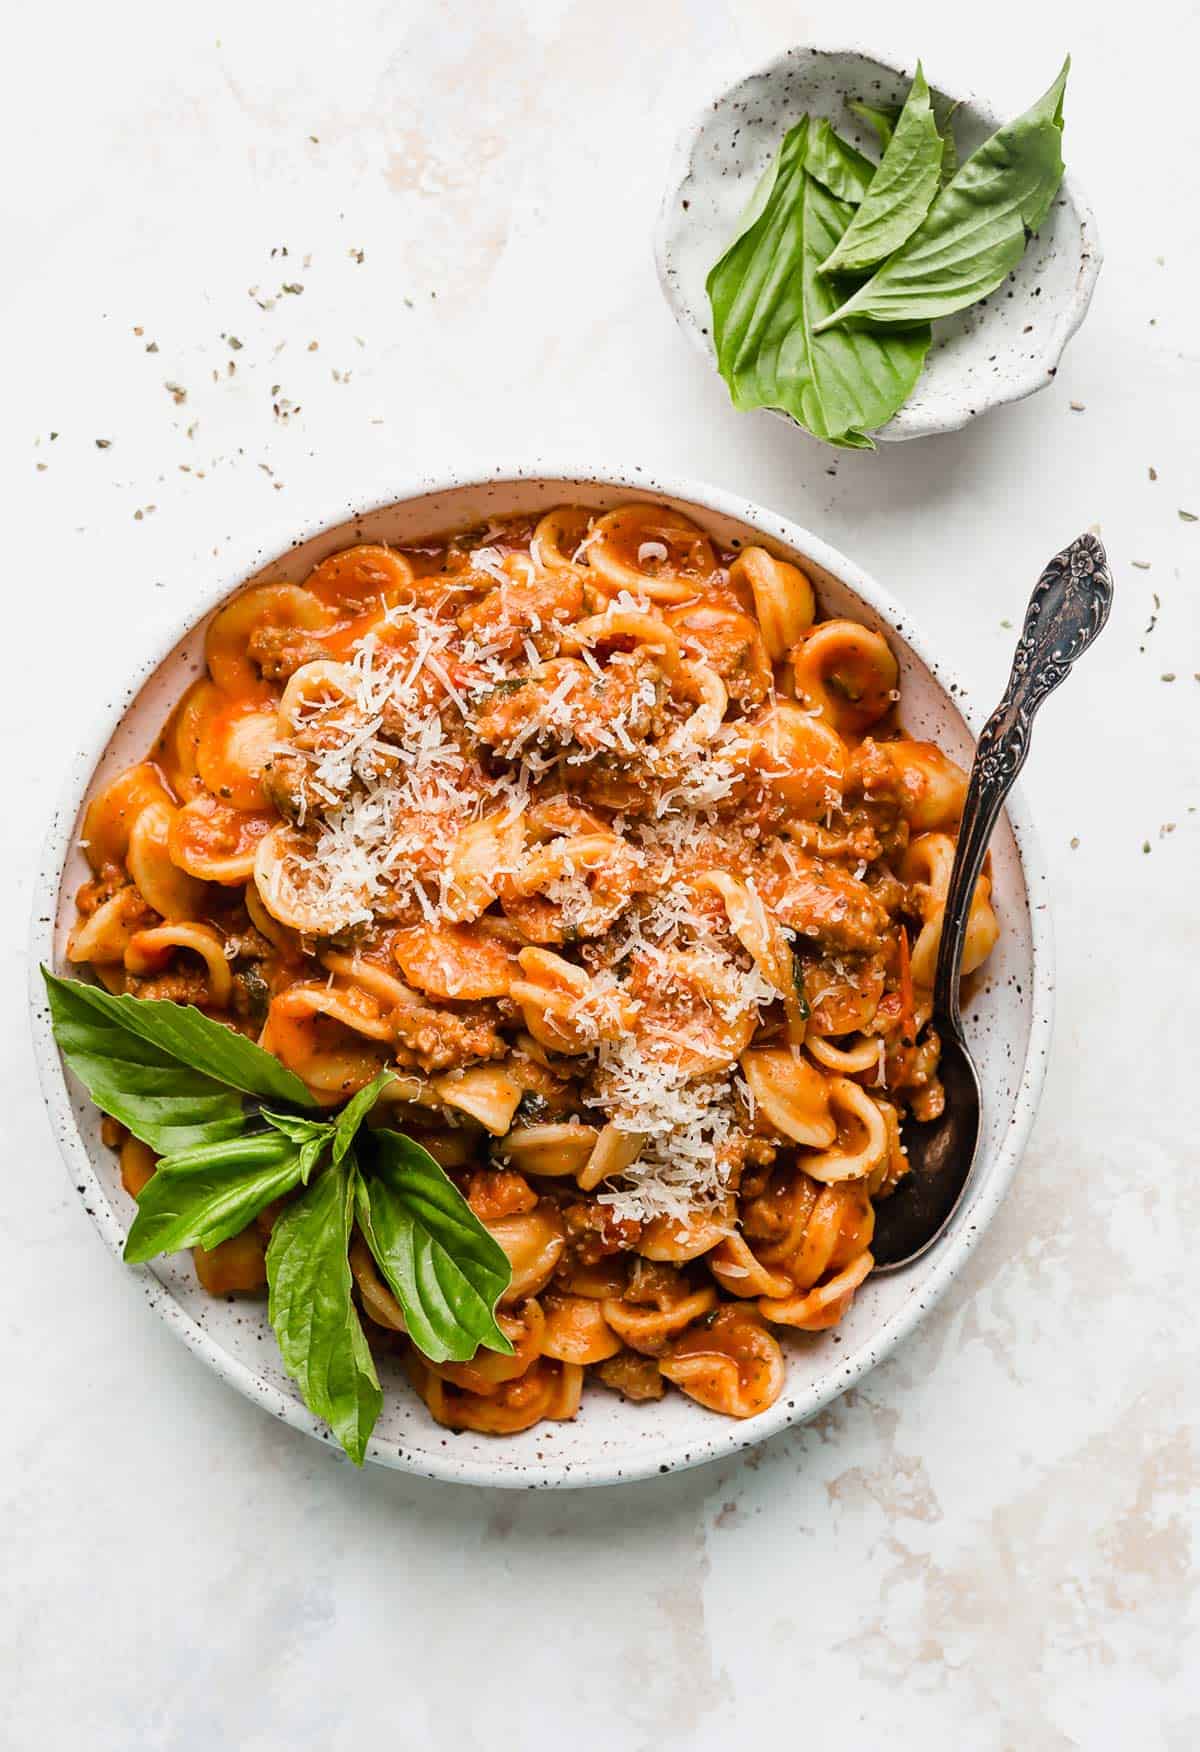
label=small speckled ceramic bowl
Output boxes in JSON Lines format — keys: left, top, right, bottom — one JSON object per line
{"left": 30, "top": 464, "right": 1053, "bottom": 1487}
{"left": 655, "top": 42, "right": 1101, "bottom": 441}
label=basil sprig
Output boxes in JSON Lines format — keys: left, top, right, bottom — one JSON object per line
{"left": 42, "top": 969, "right": 513, "bottom": 1464}
{"left": 707, "top": 57, "right": 1070, "bottom": 447}
{"left": 817, "top": 60, "right": 1069, "bottom": 332}
{"left": 707, "top": 116, "right": 931, "bottom": 450}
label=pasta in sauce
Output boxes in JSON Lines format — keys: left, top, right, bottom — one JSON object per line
{"left": 71, "top": 503, "right": 999, "bottom": 1434}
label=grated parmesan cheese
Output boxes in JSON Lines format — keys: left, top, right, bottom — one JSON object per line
{"left": 254, "top": 517, "right": 871, "bottom": 1231}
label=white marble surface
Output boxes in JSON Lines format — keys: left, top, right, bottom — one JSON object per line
{"left": 2, "top": 1, "right": 1196, "bottom": 1745}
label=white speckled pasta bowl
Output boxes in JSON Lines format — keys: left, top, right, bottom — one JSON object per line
{"left": 30, "top": 465, "right": 1053, "bottom": 1488}
{"left": 655, "top": 42, "right": 1102, "bottom": 441}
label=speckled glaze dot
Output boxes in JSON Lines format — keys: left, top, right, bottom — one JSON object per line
{"left": 28, "top": 463, "right": 1053, "bottom": 1489}
{"left": 654, "top": 43, "right": 1102, "bottom": 442}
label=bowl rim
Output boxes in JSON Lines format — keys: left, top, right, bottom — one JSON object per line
{"left": 29, "top": 460, "right": 1055, "bottom": 1487}
{"left": 653, "top": 36, "right": 1103, "bottom": 440}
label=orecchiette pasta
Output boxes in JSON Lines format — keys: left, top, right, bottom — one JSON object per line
{"left": 790, "top": 619, "right": 899, "bottom": 735}
{"left": 75, "top": 502, "right": 999, "bottom": 1436}
{"left": 168, "top": 798, "right": 274, "bottom": 884}
{"left": 729, "top": 547, "right": 815, "bottom": 661}
{"left": 659, "top": 1306, "right": 786, "bottom": 1418}
{"left": 126, "top": 801, "right": 206, "bottom": 922}
{"left": 584, "top": 505, "right": 715, "bottom": 602}
{"left": 902, "top": 832, "right": 1000, "bottom": 988}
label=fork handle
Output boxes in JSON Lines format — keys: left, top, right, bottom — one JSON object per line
{"left": 934, "top": 532, "right": 1115, "bottom": 1028}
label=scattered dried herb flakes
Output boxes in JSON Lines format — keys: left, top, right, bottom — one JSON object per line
{"left": 1142, "top": 841, "right": 1151, "bottom": 854}
{"left": 1162, "top": 673, "right": 1176, "bottom": 682}
{"left": 1069, "top": 836, "right": 1080, "bottom": 849}
{"left": 281, "top": 282, "right": 304, "bottom": 295}
{"left": 350, "top": 248, "right": 365, "bottom": 264}
{"left": 164, "top": 382, "right": 187, "bottom": 405}
{"left": 1179, "top": 509, "right": 1197, "bottom": 522}
{"left": 1140, "top": 594, "right": 1161, "bottom": 649}
{"left": 1149, "top": 466, "right": 1158, "bottom": 480}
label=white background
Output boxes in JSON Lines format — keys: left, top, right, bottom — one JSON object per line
{"left": 2, "top": 1, "right": 1197, "bottom": 1747}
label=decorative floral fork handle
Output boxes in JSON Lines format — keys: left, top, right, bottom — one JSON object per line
{"left": 934, "top": 532, "right": 1115, "bottom": 1032}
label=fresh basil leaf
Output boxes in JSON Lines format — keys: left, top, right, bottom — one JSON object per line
{"left": 296, "top": 1137, "right": 327, "bottom": 1185}
{"left": 707, "top": 116, "right": 930, "bottom": 448}
{"left": 802, "top": 118, "right": 875, "bottom": 205}
{"left": 260, "top": 1108, "right": 342, "bottom": 1183}
{"left": 44, "top": 968, "right": 246, "bottom": 1153}
{"left": 821, "top": 64, "right": 942, "bottom": 276}
{"left": 850, "top": 94, "right": 957, "bottom": 181}
{"left": 261, "top": 1110, "right": 333, "bottom": 1144}
{"left": 727, "top": 134, "right": 791, "bottom": 254}
{"left": 938, "top": 104, "right": 960, "bottom": 185}
{"left": 125, "top": 1130, "right": 306, "bottom": 1261}
{"left": 266, "top": 1155, "right": 382, "bottom": 1466}
{"left": 816, "top": 59, "right": 1069, "bottom": 331}
{"left": 42, "top": 970, "right": 317, "bottom": 1110}
{"left": 356, "top": 1129, "right": 513, "bottom": 1364}
{"left": 331, "top": 1069, "right": 395, "bottom": 1166}
{"left": 260, "top": 1113, "right": 332, "bottom": 1183}
{"left": 849, "top": 100, "right": 898, "bottom": 153}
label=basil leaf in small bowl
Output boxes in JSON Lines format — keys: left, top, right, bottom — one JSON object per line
{"left": 819, "top": 62, "right": 943, "bottom": 277}
{"left": 655, "top": 42, "right": 1100, "bottom": 442}
{"left": 817, "top": 61, "right": 1070, "bottom": 331}
{"left": 706, "top": 115, "right": 930, "bottom": 449}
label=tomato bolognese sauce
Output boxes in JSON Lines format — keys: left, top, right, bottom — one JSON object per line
{"left": 69, "top": 503, "right": 998, "bottom": 1432}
